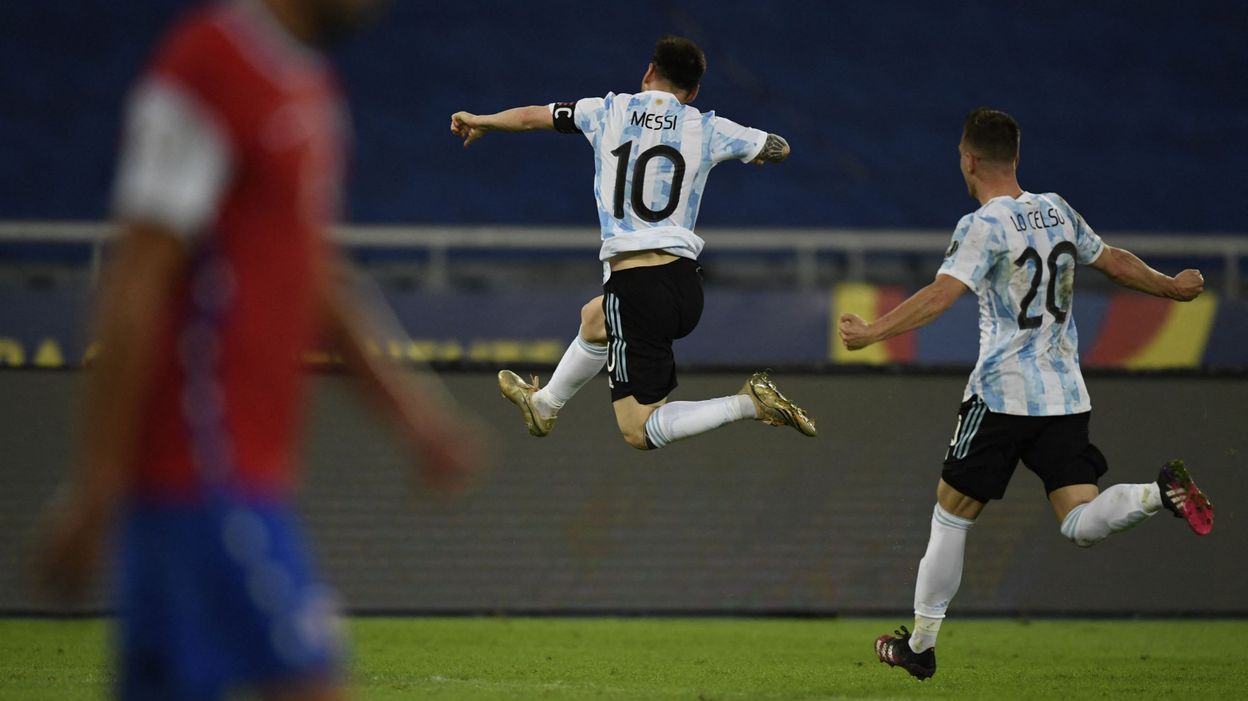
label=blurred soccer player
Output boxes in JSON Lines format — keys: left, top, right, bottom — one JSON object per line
{"left": 450, "top": 36, "right": 816, "bottom": 451}
{"left": 839, "top": 108, "right": 1214, "bottom": 680}
{"left": 36, "top": 1, "right": 485, "bottom": 699}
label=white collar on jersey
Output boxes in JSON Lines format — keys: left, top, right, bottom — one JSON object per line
{"left": 638, "top": 90, "right": 681, "bottom": 102}
{"left": 985, "top": 191, "right": 1031, "bottom": 204}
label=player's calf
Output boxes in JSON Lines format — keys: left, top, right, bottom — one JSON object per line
{"left": 1056, "top": 461, "right": 1213, "bottom": 547}
{"left": 622, "top": 394, "right": 758, "bottom": 450}
{"left": 1058, "top": 482, "right": 1158, "bottom": 548}
{"left": 611, "top": 372, "right": 817, "bottom": 451}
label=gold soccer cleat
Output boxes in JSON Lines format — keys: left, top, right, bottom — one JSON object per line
{"left": 497, "top": 369, "right": 556, "bottom": 437}
{"left": 739, "top": 370, "right": 817, "bottom": 437}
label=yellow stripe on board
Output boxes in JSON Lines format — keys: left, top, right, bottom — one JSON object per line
{"left": 830, "top": 283, "right": 890, "bottom": 364}
{"left": 1125, "top": 293, "right": 1217, "bottom": 369}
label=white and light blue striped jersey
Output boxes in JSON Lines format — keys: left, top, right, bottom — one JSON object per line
{"left": 550, "top": 91, "right": 767, "bottom": 271}
{"left": 938, "top": 191, "right": 1105, "bottom": 416}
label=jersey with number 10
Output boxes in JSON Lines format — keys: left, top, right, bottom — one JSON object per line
{"left": 550, "top": 91, "right": 767, "bottom": 268}
{"left": 938, "top": 192, "right": 1105, "bottom": 417}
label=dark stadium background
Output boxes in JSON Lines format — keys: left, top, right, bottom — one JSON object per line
{"left": 1, "top": 1, "right": 1244, "bottom": 229}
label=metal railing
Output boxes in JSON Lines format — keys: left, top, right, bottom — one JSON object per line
{"left": 2, "top": 221, "right": 1245, "bottom": 298}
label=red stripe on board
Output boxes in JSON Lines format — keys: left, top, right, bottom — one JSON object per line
{"left": 878, "top": 286, "right": 916, "bottom": 362}
{"left": 1085, "top": 294, "right": 1172, "bottom": 367}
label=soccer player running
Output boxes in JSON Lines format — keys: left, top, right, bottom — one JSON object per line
{"left": 838, "top": 108, "right": 1214, "bottom": 681}
{"left": 449, "top": 36, "right": 816, "bottom": 451}
{"left": 36, "top": 1, "right": 486, "bottom": 699}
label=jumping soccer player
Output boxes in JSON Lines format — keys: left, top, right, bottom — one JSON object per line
{"left": 838, "top": 108, "right": 1214, "bottom": 681}
{"left": 36, "top": 1, "right": 485, "bottom": 699}
{"left": 449, "top": 35, "right": 815, "bottom": 451}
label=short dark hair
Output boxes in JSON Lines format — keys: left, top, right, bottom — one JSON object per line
{"left": 652, "top": 35, "right": 706, "bottom": 93}
{"left": 962, "top": 107, "right": 1020, "bottom": 162}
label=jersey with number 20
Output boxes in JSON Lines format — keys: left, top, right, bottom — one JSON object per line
{"left": 550, "top": 91, "right": 767, "bottom": 271}
{"left": 938, "top": 192, "right": 1105, "bottom": 417}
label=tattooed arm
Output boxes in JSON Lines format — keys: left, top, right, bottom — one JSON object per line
{"left": 751, "top": 133, "right": 791, "bottom": 164}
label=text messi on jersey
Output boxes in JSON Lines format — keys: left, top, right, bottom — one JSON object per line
{"left": 630, "top": 111, "right": 679, "bottom": 130}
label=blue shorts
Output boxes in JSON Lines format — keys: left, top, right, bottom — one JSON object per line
{"left": 117, "top": 499, "right": 342, "bottom": 701}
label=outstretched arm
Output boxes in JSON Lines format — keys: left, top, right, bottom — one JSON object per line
{"left": 1090, "top": 245, "right": 1203, "bottom": 301}
{"left": 839, "top": 274, "right": 967, "bottom": 350}
{"left": 750, "top": 133, "right": 790, "bottom": 164}
{"left": 450, "top": 106, "right": 554, "bottom": 147}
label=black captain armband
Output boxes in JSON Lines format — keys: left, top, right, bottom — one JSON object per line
{"left": 552, "top": 102, "right": 581, "bottom": 134}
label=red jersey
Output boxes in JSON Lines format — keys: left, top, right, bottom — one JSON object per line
{"left": 113, "top": 2, "right": 345, "bottom": 502}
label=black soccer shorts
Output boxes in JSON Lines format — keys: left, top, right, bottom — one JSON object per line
{"left": 601, "top": 257, "right": 704, "bottom": 405}
{"left": 940, "top": 395, "right": 1109, "bottom": 503}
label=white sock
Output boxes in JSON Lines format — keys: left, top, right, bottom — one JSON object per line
{"left": 1060, "top": 483, "right": 1162, "bottom": 548}
{"left": 532, "top": 336, "right": 607, "bottom": 419}
{"left": 643, "top": 396, "right": 757, "bottom": 449}
{"left": 911, "top": 504, "right": 974, "bottom": 653}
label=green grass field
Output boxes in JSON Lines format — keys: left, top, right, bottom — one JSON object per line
{"left": 3, "top": 617, "right": 1246, "bottom": 699}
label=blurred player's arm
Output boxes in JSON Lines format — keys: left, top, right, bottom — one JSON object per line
{"left": 318, "top": 258, "right": 488, "bottom": 490}
{"left": 838, "top": 274, "right": 966, "bottom": 351}
{"left": 450, "top": 106, "right": 554, "bottom": 147}
{"left": 1089, "top": 245, "right": 1203, "bottom": 301}
{"left": 38, "top": 222, "right": 188, "bottom": 599}
{"left": 750, "top": 134, "right": 790, "bottom": 164}
{"left": 41, "top": 79, "right": 244, "bottom": 598}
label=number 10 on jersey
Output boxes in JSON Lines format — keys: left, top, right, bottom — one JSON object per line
{"left": 611, "top": 141, "right": 687, "bottom": 223}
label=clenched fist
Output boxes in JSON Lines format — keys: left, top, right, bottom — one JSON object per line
{"left": 450, "top": 112, "right": 489, "bottom": 147}
{"left": 1171, "top": 269, "right": 1204, "bottom": 302}
{"left": 838, "top": 313, "right": 876, "bottom": 351}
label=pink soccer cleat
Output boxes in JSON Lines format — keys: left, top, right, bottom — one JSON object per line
{"left": 874, "top": 625, "right": 936, "bottom": 681}
{"left": 1158, "top": 459, "right": 1214, "bottom": 536}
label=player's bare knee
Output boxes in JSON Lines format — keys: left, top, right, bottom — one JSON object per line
{"left": 616, "top": 412, "right": 652, "bottom": 450}
{"left": 621, "top": 428, "right": 650, "bottom": 451}
{"left": 579, "top": 298, "right": 607, "bottom": 344}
